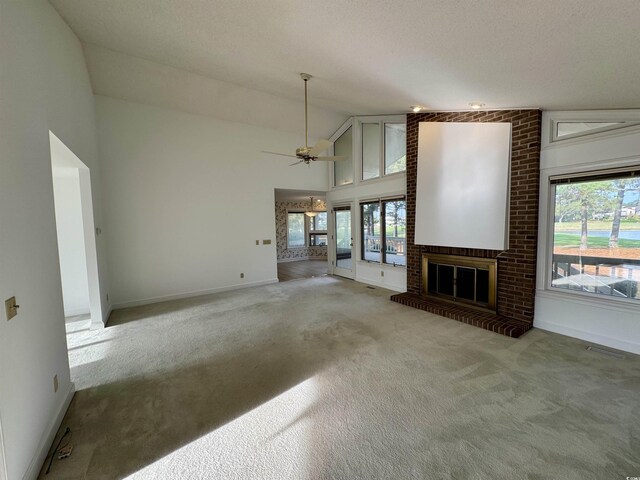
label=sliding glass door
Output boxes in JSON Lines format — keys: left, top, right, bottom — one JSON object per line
{"left": 333, "top": 205, "right": 354, "bottom": 279}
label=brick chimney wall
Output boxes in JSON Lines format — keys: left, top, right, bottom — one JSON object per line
{"left": 405, "top": 110, "right": 542, "bottom": 323}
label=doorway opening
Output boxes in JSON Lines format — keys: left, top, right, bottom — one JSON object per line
{"left": 332, "top": 204, "right": 355, "bottom": 279}
{"left": 49, "top": 131, "right": 103, "bottom": 333}
{"left": 274, "top": 189, "right": 329, "bottom": 282}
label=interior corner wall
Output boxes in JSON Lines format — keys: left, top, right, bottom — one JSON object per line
{"left": 275, "top": 200, "right": 328, "bottom": 261}
{"left": 0, "top": 2, "right": 108, "bottom": 479}
{"left": 95, "top": 96, "right": 330, "bottom": 308}
{"left": 405, "top": 110, "right": 542, "bottom": 323}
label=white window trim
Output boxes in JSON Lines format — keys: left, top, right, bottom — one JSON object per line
{"left": 286, "top": 210, "right": 307, "bottom": 249}
{"left": 543, "top": 110, "right": 640, "bottom": 148}
{"left": 330, "top": 115, "right": 406, "bottom": 190}
{"left": 359, "top": 195, "right": 407, "bottom": 268}
{"left": 357, "top": 115, "right": 407, "bottom": 184}
{"left": 309, "top": 211, "right": 328, "bottom": 246}
{"left": 330, "top": 118, "right": 355, "bottom": 188}
{"left": 537, "top": 110, "right": 640, "bottom": 309}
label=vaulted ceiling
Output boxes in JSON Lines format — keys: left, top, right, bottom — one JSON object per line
{"left": 51, "top": 0, "right": 640, "bottom": 135}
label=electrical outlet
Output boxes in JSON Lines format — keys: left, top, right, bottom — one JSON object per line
{"left": 240, "top": 273, "right": 244, "bottom": 278}
{"left": 5, "top": 296, "right": 19, "bottom": 320}
{"left": 381, "top": 271, "right": 384, "bottom": 277}
{"left": 256, "top": 240, "right": 259, "bottom": 245}
{"left": 53, "top": 374, "right": 58, "bottom": 393}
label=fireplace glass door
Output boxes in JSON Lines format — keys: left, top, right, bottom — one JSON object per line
{"left": 423, "top": 254, "right": 497, "bottom": 311}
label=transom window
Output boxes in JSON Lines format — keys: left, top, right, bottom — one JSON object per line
{"left": 550, "top": 169, "right": 640, "bottom": 301}
{"left": 361, "top": 198, "right": 406, "bottom": 266}
{"left": 334, "top": 126, "right": 353, "bottom": 187}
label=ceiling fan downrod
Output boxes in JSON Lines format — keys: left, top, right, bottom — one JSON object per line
{"left": 301, "top": 73, "right": 312, "bottom": 149}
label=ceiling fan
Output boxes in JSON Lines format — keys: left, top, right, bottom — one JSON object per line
{"left": 262, "top": 73, "right": 346, "bottom": 166}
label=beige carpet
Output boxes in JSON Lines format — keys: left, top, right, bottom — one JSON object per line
{"left": 41, "top": 276, "right": 640, "bottom": 479}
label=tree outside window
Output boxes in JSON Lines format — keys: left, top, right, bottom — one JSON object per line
{"left": 551, "top": 173, "right": 640, "bottom": 300}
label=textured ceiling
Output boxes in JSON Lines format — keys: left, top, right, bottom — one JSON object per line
{"left": 50, "top": 0, "right": 640, "bottom": 117}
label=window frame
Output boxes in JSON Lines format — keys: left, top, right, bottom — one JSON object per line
{"left": 383, "top": 122, "right": 407, "bottom": 177}
{"left": 286, "top": 211, "right": 307, "bottom": 249}
{"left": 543, "top": 111, "right": 640, "bottom": 147}
{"left": 287, "top": 210, "right": 329, "bottom": 249}
{"left": 329, "top": 115, "right": 406, "bottom": 191}
{"left": 359, "top": 196, "right": 407, "bottom": 267}
{"left": 331, "top": 120, "right": 355, "bottom": 188}
{"left": 309, "top": 211, "right": 328, "bottom": 246}
{"left": 360, "top": 200, "right": 382, "bottom": 263}
{"left": 357, "top": 117, "right": 407, "bottom": 183}
{"left": 544, "top": 167, "right": 640, "bottom": 305}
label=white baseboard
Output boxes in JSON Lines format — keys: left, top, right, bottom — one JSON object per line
{"left": 23, "top": 382, "right": 75, "bottom": 480}
{"left": 534, "top": 319, "right": 640, "bottom": 355}
{"left": 354, "top": 276, "right": 404, "bottom": 292}
{"left": 112, "top": 278, "right": 279, "bottom": 310}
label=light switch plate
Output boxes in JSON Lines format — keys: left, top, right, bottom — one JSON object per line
{"left": 5, "top": 296, "right": 18, "bottom": 320}
{"left": 262, "top": 239, "right": 271, "bottom": 245}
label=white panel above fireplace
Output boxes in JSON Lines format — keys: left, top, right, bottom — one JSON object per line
{"left": 415, "top": 122, "right": 511, "bottom": 250}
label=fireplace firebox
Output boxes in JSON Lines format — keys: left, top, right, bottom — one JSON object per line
{"left": 422, "top": 254, "right": 497, "bottom": 312}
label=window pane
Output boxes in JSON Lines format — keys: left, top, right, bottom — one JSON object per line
{"left": 383, "top": 200, "right": 406, "bottom": 266}
{"left": 362, "top": 123, "right": 380, "bottom": 180}
{"left": 361, "top": 202, "right": 381, "bottom": 262}
{"left": 312, "top": 212, "right": 327, "bottom": 231}
{"left": 551, "top": 176, "right": 640, "bottom": 301}
{"left": 287, "top": 213, "right": 305, "bottom": 248}
{"left": 385, "top": 123, "right": 406, "bottom": 174}
{"left": 334, "top": 126, "right": 353, "bottom": 186}
{"left": 556, "top": 122, "right": 624, "bottom": 138}
{"left": 309, "top": 234, "right": 327, "bottom": 246}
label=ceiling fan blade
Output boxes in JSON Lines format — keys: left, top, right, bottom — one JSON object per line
{"left": 314, "top": 155, "right": 347, "bottom": 162}
{"left": 308, "top": 139, "right": 332, "bottom": 156}
{"left": 261, "top": 150, "right": 299, "bottom": 159}
{"left": 289, "top": 160, "right": 304, "bottom": 166}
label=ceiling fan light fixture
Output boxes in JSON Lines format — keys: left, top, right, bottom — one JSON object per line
{"left": 305, "top": 196, "right": 319, "bottom": 217}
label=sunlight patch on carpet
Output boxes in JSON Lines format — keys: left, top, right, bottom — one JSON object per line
{"left": 124, "top": 377, "right": 318, "bottom": 479}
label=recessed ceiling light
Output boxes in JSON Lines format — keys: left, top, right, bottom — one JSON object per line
{"left": 469, "top": 102, "right": 485, "bottom": 110}
{"left": 411, "top": 105, "right": 423, "bottom": 113}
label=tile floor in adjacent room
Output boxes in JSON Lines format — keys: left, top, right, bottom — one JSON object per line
{"left": 277, "top": 259, "right": 328, "bottom": 282}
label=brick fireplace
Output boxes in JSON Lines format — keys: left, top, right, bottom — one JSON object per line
{"left": 391, "top": 110, "right": 542, "bottom": 337}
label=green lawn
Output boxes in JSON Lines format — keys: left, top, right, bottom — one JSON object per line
{"left": 554, "top": 233, "right": 640, "bottom": 248}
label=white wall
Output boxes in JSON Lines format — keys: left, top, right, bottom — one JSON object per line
{"left": 0, "top": 1, "right": 108, "bottom": 479}
{"left": 0, "top": 413, "right": 7, "bottom": 480}
{"left": 52, "top": 169, "right": 91, "bottom": 316}
{"left": 535, "top": 111, "right": 640, "bottom": 355}
{"left": 96, "top": 96, "right": 330, "bottom": 307}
